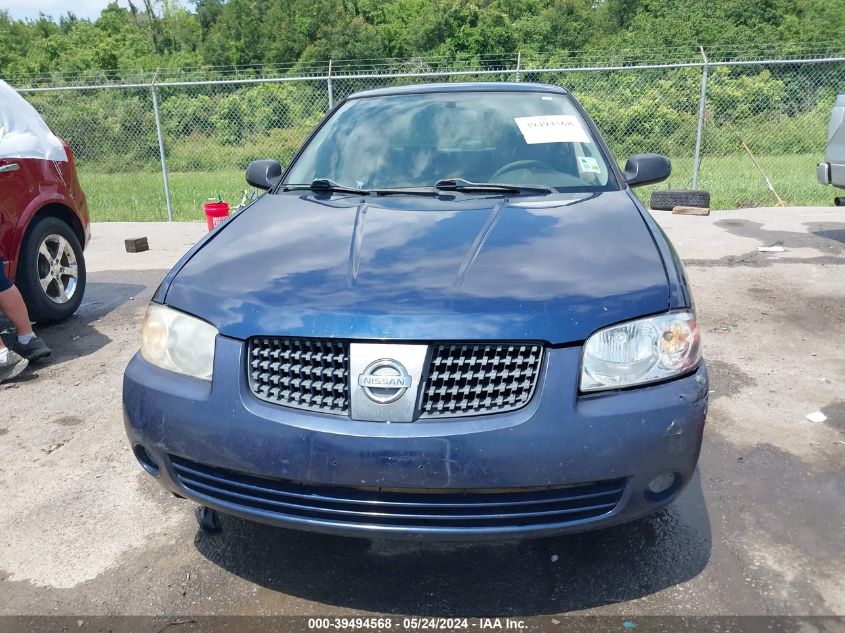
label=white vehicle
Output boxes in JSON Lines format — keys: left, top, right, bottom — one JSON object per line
{"left": 817, "top": 93, "right": 845, "bottom": 204}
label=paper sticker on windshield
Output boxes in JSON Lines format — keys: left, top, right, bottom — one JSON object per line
{"left": 514, "top": 115, "right": 591, "bottom": 145}
{"left": 577, "top": 156, "right": 601, "bottom": 174}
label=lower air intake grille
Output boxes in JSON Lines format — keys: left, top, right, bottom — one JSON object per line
{"left": 421, "top": 344, "right": 543, "bottom": 418}
{"left": 171, "top": 455, "right": 625, "bottom": 530}
{"left": 248, "top": 337, "right": 350, "bottom": 414}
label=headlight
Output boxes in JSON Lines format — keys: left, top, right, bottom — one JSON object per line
{"left": 140, "top": 304, "right": 217, "bottom": 380}
{"left": 580, "top": 311, "right": 700, "bottom": 392}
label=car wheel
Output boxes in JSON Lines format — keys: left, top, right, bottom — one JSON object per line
{"left": 16, "top": 216, "right": 86, "bottom": 324}
{"left": 649, "top": 189, "right": 710, "bottom": 211}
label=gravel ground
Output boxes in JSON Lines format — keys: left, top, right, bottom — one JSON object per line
{"left": 1, "top": 207, "right": 843, "bottom": 617}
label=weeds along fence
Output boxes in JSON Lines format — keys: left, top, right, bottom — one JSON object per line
{"left": 11, "top": 52, "right": 845, "bottom": 221}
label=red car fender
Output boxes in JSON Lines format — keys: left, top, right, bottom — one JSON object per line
{"left": 7, "top": 191, "right": 91, "bottom": 281}
{"left": 6, "top": 148, "right": 89, "bottom": 282}
{"left": 8, "top": 192, "right": 75, "bottom": 278}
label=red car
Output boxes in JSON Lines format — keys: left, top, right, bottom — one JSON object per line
{"left": 0, "top": 93, "right": 90, "bottom": 323}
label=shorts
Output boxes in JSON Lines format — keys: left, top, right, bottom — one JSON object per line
{"left": 0, "top": 266, "right": 12, "bottom": 292}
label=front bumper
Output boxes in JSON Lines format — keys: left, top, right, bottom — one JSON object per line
{"left": 818, "top": 160, "right": 845, "bottom": 189}
{"left": 123, "top": 336, "right": 708, "bottom": 540}
{"left": 818, "top": 162, "right": 831, "bottom": 186}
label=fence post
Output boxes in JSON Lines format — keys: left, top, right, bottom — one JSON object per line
{"left": 515, "top": 51, "right": 522, "bottom": 82}
{"left": 150, "top": 83, "right": 174, "bottom": 222}
{"left": 327, "top": 59, "right": 334, "bottom": 110}
{"left": 692, "top": 46, "right": 708, "bottom": 190}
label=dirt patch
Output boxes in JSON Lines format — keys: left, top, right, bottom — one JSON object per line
{"left": 764, "top": 281, "right": 845, "bottom": 334}
{"left": 0, "top": 428, "right": 8, "bottom": 436}
{"left": 681, "top": 220, "right": 845, "bottom": 268}
{"left": 718, "top": 441, "right": 845, "bottom": 609}
{"left": 747, "top": 286, "right": 774, "bottom": 296}
{"left": 705, "top": 360, "right": 756, "bottom": 399}
{"left": 702, "top": 437, "right": 845, "bottom": 613}
{"left": 810, "top": 226, "right": 845, "bottom": 246}
{"left": 820, "top": 401, "right": 845, "bottom": 433}
{"left": 685, "top": 253, "right": 845, "bottom": 268}
{"left": 53, "top": 416, "right": 82, "bottom": 427}
{"left": 715, "top": 220, "right": 845, "bottom": 254}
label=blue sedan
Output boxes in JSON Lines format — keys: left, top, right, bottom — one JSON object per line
{"left": 123, "top": 83, "right": 708, "bottom": 540}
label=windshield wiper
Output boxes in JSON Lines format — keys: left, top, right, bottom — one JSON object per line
{"left": 371, "top": 187, "right": 439, "bottom": 197}
{"left": 281, "top": 178, "right": 551, "bottom": 196}
{"left": 282, "top": 181, "right": 442, "bottom": 197}
{"left": 283, "top": 179, "right": 369, "bottom": 195}
{"left": 433, "top": 178, "right": 552, "bottom": 195}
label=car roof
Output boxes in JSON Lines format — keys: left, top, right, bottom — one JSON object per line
{"left": 346, "top": 82, "right": 569, "bottom": 100}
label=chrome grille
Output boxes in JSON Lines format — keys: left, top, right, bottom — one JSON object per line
{"left": 421, "top": 344, "right": 543, "bottom": 418}
{"left": 248, "top": 337, "right": 350, "bottom": 414}
{"left": 248, "top": 339, "right": 544, "bottom": 419}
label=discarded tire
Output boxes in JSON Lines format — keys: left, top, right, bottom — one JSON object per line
{"left": 650, "top": 190, "right": 710, "bottom": 211}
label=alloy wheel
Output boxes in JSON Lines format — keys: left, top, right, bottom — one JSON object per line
{"left": 36, "top": 233, "right": 79, "bottom": 304}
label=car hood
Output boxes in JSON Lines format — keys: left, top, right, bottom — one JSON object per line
{"left": 165, "top": 190, "right": 669, "bottom": 344}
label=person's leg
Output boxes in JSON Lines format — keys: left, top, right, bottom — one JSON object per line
{"left": 0, "top": 284, "right": 34, "bottom": 337}
{"left": 0, "top": 338, "right": 28, "bottom": 382}
{"left": 0, "top": 270, "right": 29, "bottom": 381}
{"left": 0, "top": 270, "right": 50, "bottom": 361}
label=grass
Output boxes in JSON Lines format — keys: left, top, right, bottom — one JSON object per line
{"left": 79, "top": 170, "right": 248, "bottom": 222}
{"left": 78, "top": 153, "right": 834, "bottom": 222}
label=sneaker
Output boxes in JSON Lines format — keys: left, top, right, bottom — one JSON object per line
{"left": 14, "top": 336, "right": 52, "bottom": 362}
{"left": 0, "top": 350, "right": 28, "bottom": 384}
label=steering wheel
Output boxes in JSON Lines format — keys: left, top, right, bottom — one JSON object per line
{"left": 490, "top": 159, "right": 556, "bottom": 181}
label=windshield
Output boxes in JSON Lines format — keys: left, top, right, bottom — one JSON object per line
{"left": 283, "top": 91, "right": 616, "bottom": 192}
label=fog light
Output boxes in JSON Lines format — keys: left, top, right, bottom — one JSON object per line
{"left": 134, "top": 444, "right": 160, "bottom": 477}
{"left": 647, "top": 472, "right": 677, "bottom": 495}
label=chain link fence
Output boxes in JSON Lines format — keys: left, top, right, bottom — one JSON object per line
{"left": 13, "top": 52, "right": 845, "bottom": 221}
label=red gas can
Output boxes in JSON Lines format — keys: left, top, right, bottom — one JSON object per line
{"left": 204, "top": 200, "right": 229, "bottom": 232}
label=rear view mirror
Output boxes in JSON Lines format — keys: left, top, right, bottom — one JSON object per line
{"left": 622, "top": 154, "right": 671, "bottom": 188}
{"left": 246, "top": 160, "right": 282, "bottom": 190}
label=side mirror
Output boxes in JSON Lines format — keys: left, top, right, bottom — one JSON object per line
{"left": 246, "top": 159, "right": 282, "bottom": 190}
{"left": 622, "top": 153, "right": 671, "bottom": 188}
